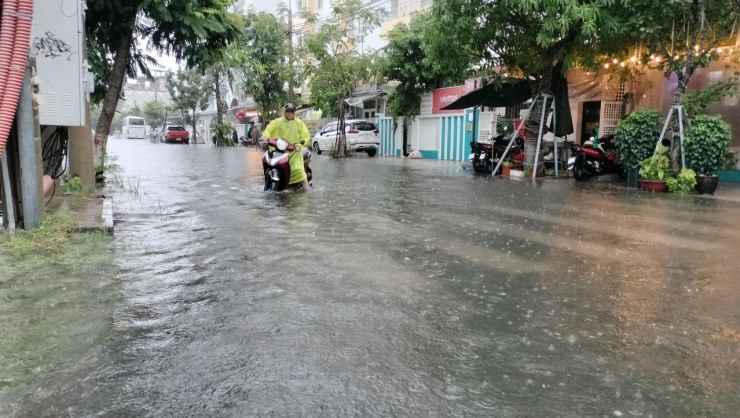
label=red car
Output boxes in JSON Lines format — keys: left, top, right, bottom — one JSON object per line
{"left": 160, "top": 125, "right": 190, "bottom": 144}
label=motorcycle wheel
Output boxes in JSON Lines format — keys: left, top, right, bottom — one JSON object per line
{"left": 484, "top": 158, "right": 493, "bottom": 175}
{"left": 472, "top": 159, "right": 485, "bottom": 173}
{"left": 572, "top": 156, "right": 592, "bottom": 181}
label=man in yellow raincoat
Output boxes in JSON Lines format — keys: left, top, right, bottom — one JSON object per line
{"left": 262, "top": 103, "right": 311, "bottom": 191}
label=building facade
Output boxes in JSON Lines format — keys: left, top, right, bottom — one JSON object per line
{"left": 121, "top": 70, "right": 172, "bottom": 112}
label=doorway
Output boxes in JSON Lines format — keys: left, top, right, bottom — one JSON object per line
{"left": 581, "top": 101, "right": 600, "bottom": 144}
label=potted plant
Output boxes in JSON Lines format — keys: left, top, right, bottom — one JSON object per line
{"left": 638, "top": 147, "right": 672, "bottom": 192}
{"left": 614, "top": 108, "right": 662, "bottom": 188}
{"left": 666, "top": 168, "right": 697, "bottom": 194}
{"left": 501, "top": 160, "right": 513, "bottom": 176}
{"left": 684, "top": 114, "right": 732, "bottom": 195}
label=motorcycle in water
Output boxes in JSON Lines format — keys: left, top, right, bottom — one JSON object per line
{"left": 470, "top": 134, "right": 525, "bottom": 174}
{"left": 567, "top": 134, "right": 626, "bottom": 181}
{"left": 262, "top": 138, "right": 313, "bottom": 191}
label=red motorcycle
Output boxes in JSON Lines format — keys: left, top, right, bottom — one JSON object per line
{"left": 262, "top": 138, "right": 312, "bottom": 191}
{"left": 470, "top": 134, "right": 525, "bottom": 174}
{"left": 568, "top": 134, "right": 626, "bottom": 181}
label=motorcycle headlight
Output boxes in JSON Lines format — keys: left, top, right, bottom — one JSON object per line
{"left": 269, "top": 169, "right": 281, "bottom": 182}
{"left": 276, "top": 138, "right": 289, "bottom": 151}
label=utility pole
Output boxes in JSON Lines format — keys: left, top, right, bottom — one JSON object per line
{"left": 288, "top": 0, "right": 295, "bottom": 103}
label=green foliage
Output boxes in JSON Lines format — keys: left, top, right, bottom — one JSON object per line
{"left": 428, "top": 0, "right": 621, "bottom": 89}
{"left": 63, "top": 176, "right": 84, "bottom": 195}
{"left": 681, "top": 76, "right": 740, "bottom": 117}
{"left": 614, "top": 108, "right": 662, "bottom": 170}
{"left": 94, "top": 150, "right": 123, "bottom": 185}
{"left": 0, "top": 207, "right": 115, "bottom": 393}
{"left": 240, "top": 10, "right": 290, "bottom": 117}
{"left": 210, "top": 120, "right": 235, "bottom": 146}
{"left": 86, "top": 0, "right": 244, "bottom": 104}
{"left": 614, "top": 0, "right": 740, "bottom": 102}
{"left": 666, "top": 169, "right": 697, "bottom": 194}
{"left": 381, "top": 12, "right": 462, "bottom": 121}
{"left": 142, "top": 101, "right": 168, "bottom": 129}
{"left": 301, "top": 0, "right": 383, "bottom": 118}
{"left": 639, "top": 147, "right": 672, "bottom": 180}
{"left": 0, "top": 208, "right": 77, "bottom": 259}
{"left": 166, "top": 69, "right": 212, "bottom": 135}
{"left": 684, "top": 114, "right": 733, "bottom": 174}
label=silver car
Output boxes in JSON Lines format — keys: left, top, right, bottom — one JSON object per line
{"left": 312, "top": 120, "right": 379, "bottom": 157}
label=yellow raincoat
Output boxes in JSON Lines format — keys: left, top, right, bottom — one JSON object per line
{"left": 262, "top": 116, "right": 311, "bottom": 184}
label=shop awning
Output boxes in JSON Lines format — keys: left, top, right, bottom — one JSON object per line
{"left": 441, "top": 78, "right": 533, "bottom": 110}
{"left": 345, "top": 94, "right": 381, "bottom": 108}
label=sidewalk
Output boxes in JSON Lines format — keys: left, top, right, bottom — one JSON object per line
{"left": 462, "top": 160, "right": 740, "bottom": 203}
{"left": 44, "top": 194, "right": 114, "bottom": 235}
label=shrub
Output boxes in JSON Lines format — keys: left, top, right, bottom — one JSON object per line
{"left": 639, "top": 146, "right": 672, "bottom": 180}
{"left": 684, "top": 114, "right": 732, "bottom": 174}
{"left": 614, "top": 108, "right": 662, "bottom": 170}
{"left": 666, "top": 169, "right": 697, "bottom": 194}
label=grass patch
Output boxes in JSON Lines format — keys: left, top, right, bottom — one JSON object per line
{"left": 0, "top": 207, "right": 118, "bottom": 396}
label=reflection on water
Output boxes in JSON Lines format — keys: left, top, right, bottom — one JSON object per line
{"left": 7, "top": 140, "right": 740, "bottom": 417}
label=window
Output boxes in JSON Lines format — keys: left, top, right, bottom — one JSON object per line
{"left": 129, "top": 118, "right": 145, "bottom": 126}
{"left": 351, "top": 121, "right": 376, "bottom": 131}
{"left": 322, "top": 123, "right": 337, "bottom": 133}
{"left": 318, "top": 0, "right": 323, "bottom": 9}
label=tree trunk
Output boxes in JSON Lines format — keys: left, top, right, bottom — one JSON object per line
{"left": 94, "top": 23, "right": 134, "bottom": 167}
{"left": 523, "top": 66, "right": 555, "bottom": 168}
{"left": 669, "top": 63, "right": 696, "bottom": 170}
{"left": 214, "top": 72, "right": 225, "bottom": 146}
{"left": 190, "top": 106, "right": 198, "bottom": 143}
{"left": 337, "top": 97, "right": 346, "bottom": 158}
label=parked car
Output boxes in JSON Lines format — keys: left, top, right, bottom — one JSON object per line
{"left": 160, "top": 125, "right": 190, "bottom": 144}
{"left": 312, "top": 119, "right": 379, "bottom": 157}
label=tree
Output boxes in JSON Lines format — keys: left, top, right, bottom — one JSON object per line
{"left": 613, "top": 0, "right": 740, "bottom": 167}
{"left": 301, "top": 0, "right": 383, "bottom": 158}
{"left": 86, "top": 0, "right": 244, "bottom": 162}
{"left": 142, "top": 101, "right": 168, "bottom": 129}
{"left": 202, "top": 46, "right": 250, "bottom": 146}
{"left": 380, "top": 12, "right": 464, "bottom": 125}
{"left": 239, "top": 9, "right": 290, "bottom": 120}
{"left": 428, "top": 0, "right": 621, "bottom": 166}
{"left": 166, "top": 69, "right": 212, "bottom": 142}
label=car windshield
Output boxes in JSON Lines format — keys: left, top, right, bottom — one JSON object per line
{"left": 129, "top": 119, "right": 145, "bottom": 126}
{"left": 168, "top": 127, "right": 186, "bottom": 131}
{"left": 351, "top": 122, "right": 376, "bottom": 131}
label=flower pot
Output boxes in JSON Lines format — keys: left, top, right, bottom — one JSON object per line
{"left": 501, "top": 166, "right": 511, "bottom": 176}
{"left": 639, "top": 179, "right": 667, "bottom": 192}
{"left": 526, "top": 167, "right": 545, "bottom": 178}
{"left": 695, "top": 174, "right": 719, "bottom": 195}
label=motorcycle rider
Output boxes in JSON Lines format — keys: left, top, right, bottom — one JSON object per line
{"left": 262, "top": 103, "right": 311, "bottom": 191}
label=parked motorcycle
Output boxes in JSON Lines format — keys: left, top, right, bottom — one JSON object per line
{"left": 470, "top": 134, "right": 525, "bottom": 174}
{"left": 567, "top": 134, "right": 626, "bottom": 181}
{"left": 262, "top": 138, "right": 313, "bottom": 191}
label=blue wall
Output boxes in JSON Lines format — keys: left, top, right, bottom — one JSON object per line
{"left": 377, "top": 117, "right": 394, "bottom": 156}
{"left": 440, "top": 114, "right": 467, "bottom": 161}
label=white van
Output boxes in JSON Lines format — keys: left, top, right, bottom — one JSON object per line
{"left": 122, "top": 116, "right": 147, "bottom": 139}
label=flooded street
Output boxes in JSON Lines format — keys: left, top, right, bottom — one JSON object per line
{"left": 5, "top": 138, "right": 740, "bottom": 417}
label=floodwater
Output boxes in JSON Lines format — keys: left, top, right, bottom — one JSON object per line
{"left": 4, "top": 139, "right": 740, "bottom": 417}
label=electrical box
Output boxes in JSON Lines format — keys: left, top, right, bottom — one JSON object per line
{"left": 31, "top": 0, "right": 86, "bottom": 126}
